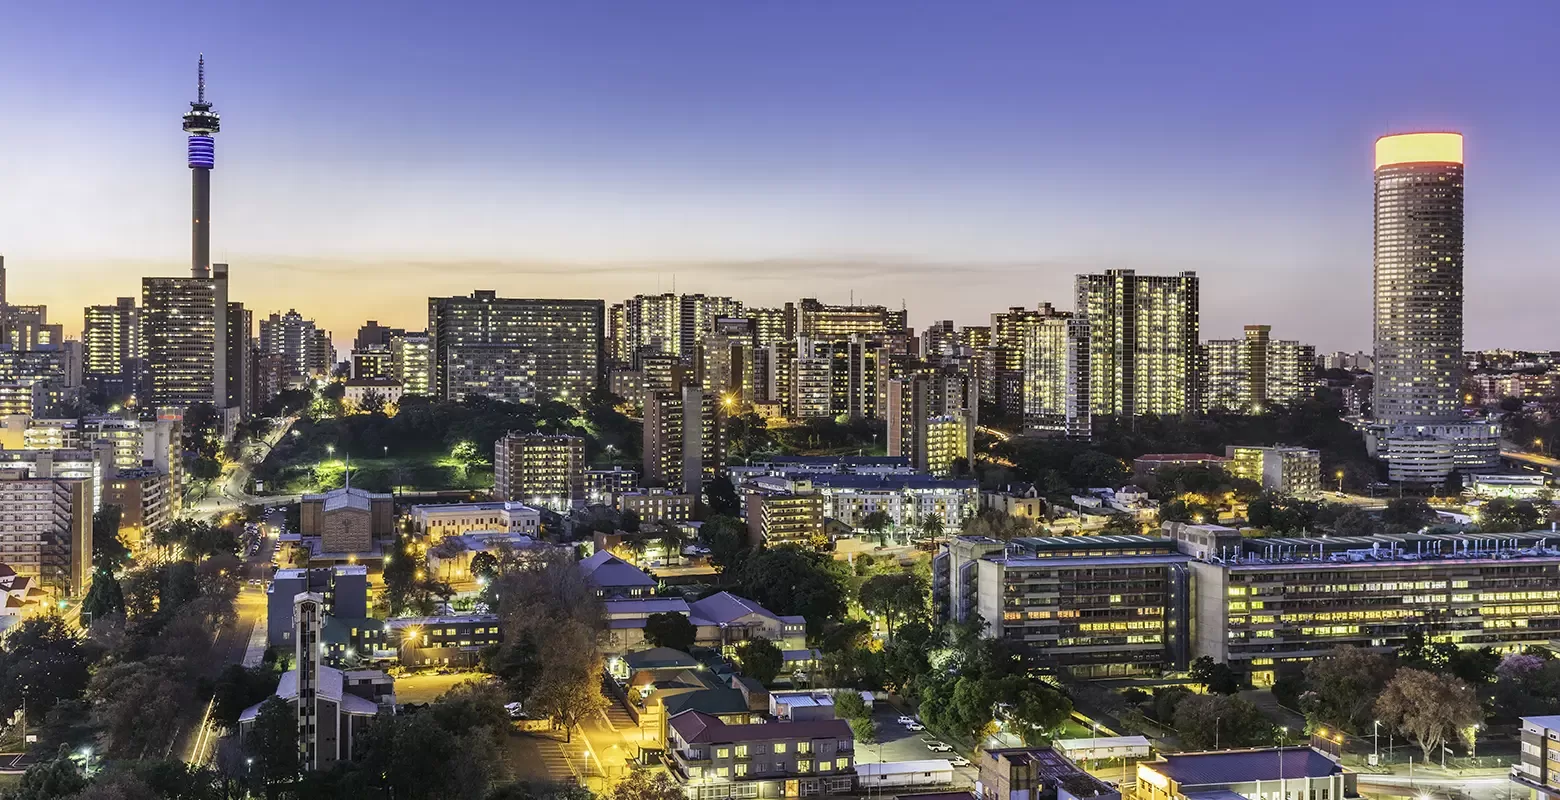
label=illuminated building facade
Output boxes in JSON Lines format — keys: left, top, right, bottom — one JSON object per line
{"left": 1203, "top": 325, "right": 1315, "bottom": 412}
{"left": 744, "top": 488, "right": 826, "bottom": 548}
{"left": 1225, "top": 445, "right": 1321, "bottom": 498}
{"left": 493, "top": 432, "right": 585, "bottom": 508}
{"left": 0, "top": 473, "right": 93, "bottom": 597}
{"left": 389, "top": 331, "right": 433, "bottom": 396}
{"left": 1018, "top": 308, "right": 1091, "bottom": 436}
{"left": 428, "top": 291, "right": 603, "bottom": 405}
{"left": 1075, "top": 270, "right": 1200, "bottom": 417}
{"left": 82, "top": 297, "right": 141, "bottom": 400}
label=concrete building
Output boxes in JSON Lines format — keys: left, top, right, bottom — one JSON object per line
{"left": 745, "top": 488, "right": 826, "bottom": 548}
{"left": 428, "top": 291, "right": 603, "bottom": 405}
{"left": 407, "top": 501, "right": 541, "bottom": 541}
{"left": 667, "top": 711, "right": 856, "bottom": 799}
{"left": 1204, "top": 325, "right": 1316, "bottom": 412}
{"left": 1513, "top": 715, "right": 1560, "bottom": 796}
{"left": 934, "top": 535, "right": 1192, "bottom": 678}
{"left": 0, "top": 443, "right": 116, "bottom": 513}
{"left": 388, "top": 331, "right": 433, "bottom": 396}
{"left": 104, "top": 467, "right": 172, "bottom": 553}
{"left": 980, "top": 485, "right": 1045, "bottom": 521}
{"left": 81, "top": 297, "right": 141, "bottom": 400}
{"left": 1225, "top": 446, "right": 1321, "bottom": 498}
{"left": 141, "top": 274, "right": 223, "bottom": 409}
{"left": 342, "top": 378, "right": 402, "bottom": 411}
{"left": 241, "top": 592, "right": 393, "bottom": 771}
{"left": 1368, "top": 132, "right": 1499, "bottom": 483}
{"left": 644, "top": 384, "right": 724, "bottom": 494}
{"left": 619, "top": 488, "right": 695, "bottom": 523}
{"left": 1135, "top": 748, "right": 1353, "bottom": 800}
{"left": 259, "top": 309, "right": 333, "bottom": 382}
{"left": 925, "top": 413, "right": 974, "bottom": 478}
{"left": 0, "top": 473, "right": 92, "bottom": 597}
{"left": 383, "top": 614, "right": 503, "bottom": 667}
{"left": 745, "top": 473, "right": 978, "bottom": 537}
{"left": 1018, "top": 308, "right": 1091, "bottom": 437}
{"left": 493, "top": 432, "right": 585, "bottom": 508}
{"left": 585, "top": 466, "right": 639, "bottom": 503}
{"left": 1131, "top": 453, "right": 1230, "bottom": 475}
{"left": 266, "top": 566, "right": 369, "bottom": 647}
{"left": 350, "top": 347, "right": 393, "bottom": 380}
{"left": 1075, "top": 270, "right": 1200, "bottom": 417}
{"left": 620, "top": 293, "right": 743, "bottom": 361}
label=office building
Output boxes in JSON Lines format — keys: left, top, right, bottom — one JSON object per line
{"left": 241, "top": 592, "right": 393, "bottom": 771}
{"left": 82, "top": 298, "right": 141, "bottom": 400}
{"left": 745, "top": 488, "right": 826, "bottom": 548}
{"left": 141, "top": 275, "right": 223, "bottom": 409}
{"left": 644, "top": 384, "right": 724, "bottom": 494}
{"left": 1136, "top": 748, "right": 1352, "bottom": 800}
{"left": 0, "top": 473, "right": 93, "bottom": 597}
{"left": 934, "top": 534, "right": 1191, "bottom": 678}
{"left": 1204, "top": 325, "right": 1316, "bottom": 413}
{"left": 1225, "top": 446, "right": 1321, "bottom": 498}
{"left": 1368, "top": 133, "right": 1499, "bottom": 482}
{"left": 493, "top": 432, "right": 585, "bottom": 508}
{"left": 429, "top": 291, "right": 603, "bottom": 404}
{"left": 667, "top": 711, "right": 856, "bottom": 799}
{"left": 1075, "top": 270, "right": 1200, "bottom": 417}
{"left": 797, "top": 298, "right": 907, "bottom": 343}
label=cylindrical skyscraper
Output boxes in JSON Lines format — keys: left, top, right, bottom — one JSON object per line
{"left": 1371, "top": 132, "right": 1464, "bottom": 425}
{"left": 183, "top": 54, "right": 220, "bottom": 279}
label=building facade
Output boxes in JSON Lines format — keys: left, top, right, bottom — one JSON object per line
{"left": 0, "top": 473, "right": 92, "bottom": 597}
{"left": 1225, "top": 446, "right": 1321, "bottom": 498}
{"left": 429, "top": 291, "right": 603, "bottom": 405}
{"left": 644, "top": 384, "right": 724, "bottom": 494}
{"left": 81, "top": 297, "right": 141, "bottom": 400}
{"left": 493, "top": 432, "right": 585, "bottom": 508}
{"left": 1204, "top": 325, "right": 1316, "bottom": 412}
{"left": 1075, "top": 270, "right": 1200, "bottom": 417}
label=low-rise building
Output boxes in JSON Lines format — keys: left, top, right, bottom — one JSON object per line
{"left": 980, "top": 484, "right": 1045, "bottom": 521}
{"left": 1135, "top": 748, "right": 1353, "bottom": 800}
{"left": 581, "top": 549, "right": 657, "bottom": 598}
{"left": 745, "top": 474, "right": 978, "bottom": 538}
{"left": 426, "top": 532, "right": 555, "bottom": 582}
{"left": 301, "top": 485, "right": 395, "bottom": 557}
{"left": 1468, "top": 473, "right": 1548, "bottom": 499}
{"left": 976, "top": 747, "right": 1118, "bottom": 800}
{"left": 619, "top": 488, "right": 695, "bottom": 523}
{"left": 1513, "top": 715, "right": 1560, "bottom": 796}
{"left": 383, "top": 614, "right": 503, "bottom": 667}
{"left": 1226, "top": 445, "right": 1321, "bottom": 497}
{"left": 408, "top": 501, "right": 542, "bottom": 541}
{"left": 585, "top": 466, "right": 639, "bottom": 503}
{"left": 342, "top": 378, "right": 403, "bottom": 410}
{"left": 667, "top": 711, "right": 856, "bottom": 799}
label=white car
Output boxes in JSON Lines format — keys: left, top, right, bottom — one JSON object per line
{"left": 896, "top": 715, "right": 915, "bottom": 725}
{"left": 903, "top": 722, "right": 925, "bottom": 731}
{"left": 949, "top": 756, "right": 971, "bottom": 767}
{"left": 926, "top": 742, "right": 953, "bottom": 753}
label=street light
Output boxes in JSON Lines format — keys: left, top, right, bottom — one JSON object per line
{"left": 1373, "top": 719, "right": 1381, "bottom": 762}
{"left": 78, "top": 747, "right": 92, "bottom": 775}
{"left": 326, "top": 444, "right": 335, "bottom": 457}
{"left": 1336, "top": 470, "right": 1345, "bottom": 493}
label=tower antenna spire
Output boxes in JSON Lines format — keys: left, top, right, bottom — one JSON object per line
{"left": 198, "top": 53, "right": 206, "bottom": 104}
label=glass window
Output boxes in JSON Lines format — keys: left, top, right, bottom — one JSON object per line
{"left": 774, "top": 743, "right": 787, "bottom": 754}
{"left": 735, "top": 745, "right": 748, "bottom": 758}
{"left": 716, "top": 748, "right": 730, "bottom": 759}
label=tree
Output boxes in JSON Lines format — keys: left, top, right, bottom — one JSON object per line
{"left": 860, "top": 510, "right": 893, "bottom": 546}
{"left": 703, "top": 476, "right": 742, "bottom": 518}
{"left": 1007, "top": 683, "right": 1073, "bottom": 746}
{"left": 79, "top": 569, "right": 125, "bottom": 624}
{"left": 1381, "top": 498, "right": 1437, "bottom": 532}
{"left": 1068, "top": 451, "right": 1127, "bottom": 489}
{"left": 736, "top": 546, "right": 848, "bottom": 637}
{"left": 603, "top": 770, "right": 685, "bottom": 800}
{"left": 858, "top": 573, "right": 927, "bottom": 639}
{"left": 698, "top": 515, "right": 748, "bottom": 572}
{"left": 1188, "top": 656, "right": 1242, "bottom": 695}
{"left": 86, "top": 656, "right": 193, "bottom": 758}
{"left": 1174, "top": 694, "right": 1274, "bottom": 750}
{"left": 642, "top": 612, "right": 697, "bottom": 653}
{"left": 5, "top": 751, "right": 88, "bottom": 800}
{"left": 211, "top": 663, "right": 283, "bottom": 726}
{"left": 919, "top": 515, "right": 945, "bottom": 541}
{"left": 620, "top": 509, "right": 642, "bottom": 534}
{"left": 1375, "top": 668, "right": 1482, "bottom": 761}
{"left": 735, "top": 637, "right": 784, "bottom": 685}
{"left": 1300, "top": 645, "right": 1394, "bottom": 734}
{"left": 1479, "top": 498, "right": 1542, "bottom": 533}
{"left": 92, "top": 504, "right": 129, "bottom": 571}
{"left": 832, "top": 690, "right": 877, "bottom": 743}
{"left": 0, "top": 616, "right": 100, "bottom": 724}
{"left": 470, "top": 551, "right": 500, "bottom": 583}
{"left": 247, "top": 696, "right": 299, "bottom": 799}
{"left": 358, "top": 389, "right": 388, "bottom": 415}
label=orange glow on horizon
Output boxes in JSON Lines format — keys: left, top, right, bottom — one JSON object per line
{"left": 1375, "top": 132, "right": 1463, "bottom": 169}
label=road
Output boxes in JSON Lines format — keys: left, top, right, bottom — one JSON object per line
{"left": 190, "top": 416, "right": 302, "bottom": 515}
{"left": 1357, "top": 771, "right": 1511, "bottom": 800}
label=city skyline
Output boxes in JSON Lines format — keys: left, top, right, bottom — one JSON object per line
{"left": 4, "top": 2, "right": 1560, "bottom": 350}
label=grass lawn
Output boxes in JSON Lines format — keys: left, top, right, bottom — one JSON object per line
{"left": 259, "top": 452, "right": 493, "bottom": 495}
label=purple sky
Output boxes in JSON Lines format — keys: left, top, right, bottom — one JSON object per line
{"left": 2, "top": 1, "right": 1558, "bottom": 351}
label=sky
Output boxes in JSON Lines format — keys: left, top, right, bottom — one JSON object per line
{"left": 2, "top": 1, "right": 1559, "bottom": 352}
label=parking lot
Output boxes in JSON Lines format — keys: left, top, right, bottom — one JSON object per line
{"left": 857, "top": 703, "right": 979, "bottom": 786}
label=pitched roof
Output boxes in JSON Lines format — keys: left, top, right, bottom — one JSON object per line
{"left": 623, "top": 647, "right": 699, "bottom": 670}
{"left": 1153, "top": 748, "right": 1340, "bottom": 785}
{"left": 579, "top": 550, "right": 657, "bottom": 588}
{"left": 687, "top": 592, "right": 777, "bottom": 625}
{"left": 667, "top": 710, "right": 852, "bottom": 744}
{"left": 660, "top": 687, "right": 751, "bottom": 717}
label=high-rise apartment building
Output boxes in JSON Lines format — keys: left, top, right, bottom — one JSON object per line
{"left": 259, "top": 310, "right": 332, "bottom": 382}
{"left": 922, "top": 320, "right": 957, "bottom": 361}
{"left": 796, "top": 298, "right": 907, "bottom": 341}
{"left": 226, "top": 302, "right": 253, "bottom": 415}
{"left": 0, "top": 472, "right": 93, "bottom": 597}
{"left": 428, "top": 291, "right": 603, "bottom": 405}
{"left": 1366, "top": 133, "right": 1498, "bottom": 482}
{"left": 1017, "top": 305, "right": 1090, "bottom": 435}
{"left": 619, "top": 293, "right": 743, "bottom": 363}
{"left": 388, "top": 331, "right": 433, "bottom": 396}
{"left": 1203, "top": 325, "right": 1316, "bottom": 413}
{"left": 889, "top": 373, "right": 976, "bottom": 476}
{"left": 493, "top": 432, "right": 585, "bottom": 508}
{"left": 142, "top": 271, "right": 225, "bottom": 409}
{"left": 748, "top": 304, "right": 797, "bottom": 349}
{"left": 82, "top": 297, "right": 141, "bottom": 400}
{"left": 1075, "top": 270, "right": 1200, "bottom": 417}
{"left": 643, "top": 385, "right": 724, "bottom": 494}
{"left": 697, "top": 333, "right": 754, "bottom": 404}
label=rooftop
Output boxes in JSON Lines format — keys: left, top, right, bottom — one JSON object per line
{"left": 411, "top": 500, "right": 540, "bottom": 516}
{"left": 580, "top": 549, "right": 657, "bottom": 588}
{"left": 1134, "top": 453, "right": 1229, "bottom": 462}
{"left": 1148, "top": 747, "right": 1341, "bottom": 785}
{"left": 668, "top": 710, "right": 852, "bottom": 745}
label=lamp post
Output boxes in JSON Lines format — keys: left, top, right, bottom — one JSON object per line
{"left": 1336, "top": 470, "right": 1345, "bottom": 494}
{"left": 1373, "top": 719, "right": 1381, "bottom": 762}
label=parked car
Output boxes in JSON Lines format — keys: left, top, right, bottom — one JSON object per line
{"left": 904, "top": 722, "right": 925, "bottom": 731}
{"left": 927, "top": 742, "right": 953, "bottom": 753}
{"left": 896, "top": 715, "right": 915, "bottom": 725}
{"left": 949, "top": 756, "right": 971, "bottom": 767}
